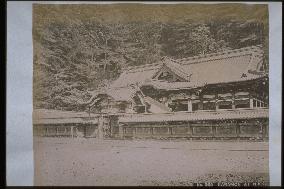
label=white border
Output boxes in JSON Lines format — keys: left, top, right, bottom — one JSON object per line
{"left": 6, "top": 1, "right": 282, "bottom": 186}
{"left": 7, "top": 2, "right": 34, "bottom": 186}
{"left": 25, "top": 1, "right": 271, "bottom": 4}
{"left": 268, "top": 2, "right": 282, "bottom": 186}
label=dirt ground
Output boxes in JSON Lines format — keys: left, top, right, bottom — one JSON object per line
{"left": 34, "top": 137, "right": 269, "bottom": 186}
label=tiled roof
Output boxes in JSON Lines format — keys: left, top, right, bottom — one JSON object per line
{"left": 105, "top": 87, "right": 138, "bottom": 101}
{"left": 111, "top": 45, "right": 266, "bottom": 89}
{"left": 33, "top": 118, "right": 97, "bottom": 125}
{"left": 33, "top": 109, "right": 97, "bottom": 125}
{"left": 119, "top": 108, "right": 268, "bottom": 123}
{"left": 179, "top": 53, "right": 263, "bottom": 87}
{"left": 111, "top": 64, "right": 160, "bottom": 88}
{"left": 33, "top": 109, "right": 96, "bottom": 119}
{"left": 177, "top": 45, "right": 263, "bottom": 64}
{"left": 88, "top": 86, "right": 138, "bottom": 102}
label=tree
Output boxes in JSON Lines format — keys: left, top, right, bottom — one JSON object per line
{"left": 33, "top": 18, "right": 267, "bottom": 110}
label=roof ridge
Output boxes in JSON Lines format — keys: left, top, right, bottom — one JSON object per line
{"left": 180, "top": 53, "right": 253, "bottom": 66}
{"left": 125, "top": 62, "right": 161, "bottom": 72}
{"left": 177, "top": 45, "right": 263, "bottom": 64}
{"left": 123, "top": 46, "right": 263, "bottom": 73}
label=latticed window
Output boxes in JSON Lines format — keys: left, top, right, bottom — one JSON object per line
{"left": 218, "top": 101, "right": 233, "bottom": 109}
{"left": 134, "top": 105, "right": 146, "bottom": 113}
{"left": 203, "top": 102, "right": 216, "bottom": 110}
{"left": 170, "top": 100, "right": 188, "bottom": 112}
{"left": 191, "top": 95, "right": 200, "bottom": 111}
{"left": 217, "top": 93, "right": 233, "bottom": 109}
{"left": 192, "top": 103, "right": 199, "bottom": 111}
{"left": 202, "top": 94, "right": 215, "bottom": 110}
{"left": 235, "top": 99, "right": 250, "bottom": 108}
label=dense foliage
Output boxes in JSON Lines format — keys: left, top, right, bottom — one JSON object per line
{"left": 33, "top": 19, "right": 267, "bottom": 111}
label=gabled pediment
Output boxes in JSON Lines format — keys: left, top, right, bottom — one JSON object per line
{"left": 154, "top": 66, "right": 183, "bottom": 82}
{"left": 152, "top": 59, "right": 191, "bottom": 82}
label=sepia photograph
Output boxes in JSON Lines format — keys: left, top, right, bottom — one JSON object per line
{"left": 32, "top": 3, "right": 269, "bottom": 186}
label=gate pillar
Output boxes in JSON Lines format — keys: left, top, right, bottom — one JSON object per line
{"left": 97, "top": 115, "right": 104, "bottom": 139}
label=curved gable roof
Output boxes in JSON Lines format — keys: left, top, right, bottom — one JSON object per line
{"left": 110, "top": 45, "right": 266, "bottom": 89}
{"left": 111, "top": 64, "right": 160, "bottom": 88}
{"left": 177, "top": 45, "right": 265, "bottom": 86}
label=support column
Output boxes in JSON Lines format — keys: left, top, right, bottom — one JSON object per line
{"left": 236, "top": 123, "right": 240, "bottom": 140}
{"left": 265, "top": 120, "right": 269, "bottom": 138}
{"left": 190, "top": 125, "right": 194, "bottom": 140}
{"left": 215, "top": 93, "right": 219, "bottom": 111}
{"left": 71, "top": 126, "right": 74, "bottom": 138}
{"left": 188, "top": 99, "right": 192, "bottom": 112}
{"left": 168, "top": 127, "right": 171, "bottom": 135}
{"left": 98, "top": 116, "right": 104, "bottom": 140}
{"left": 46, "top": 127, "right": 49, "bottom": 137}
{"left": 232, "top": 92, "right": 236, "bottom": 109}
{"left": 199, "top": 100, "right": 203, "bottom": 110}
{"left": 84, "top": 125, "right": 87, "bottom": 138}
{"left": 249, "top": 92, "right": 254, "bottom": 109}
{"left": 212, "top": 125, "right": 216, "bottom": 138}
{"left": 134, "top": 127, "right": 137, "bottom": 136}
{"left": 187, "top": 122, "right": 191, "bottom": 137}
{"left": 118, "top": 123, "right": 124, "bottom": 139}
{"left": 170, "top": 127, "right": 173, "bottom": 135}
{"left": 250, "top": 98, "right": 254, "bottom": 108}
{"left": 260, "top": 123, "right": 264, "bottom": 140}
{"left": 56, "top": 127, "right": 58, "bottom": 137}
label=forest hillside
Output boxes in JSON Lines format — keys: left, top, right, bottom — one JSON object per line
{"left": 33, "top": 4, "right": 268, "bottom": 111}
